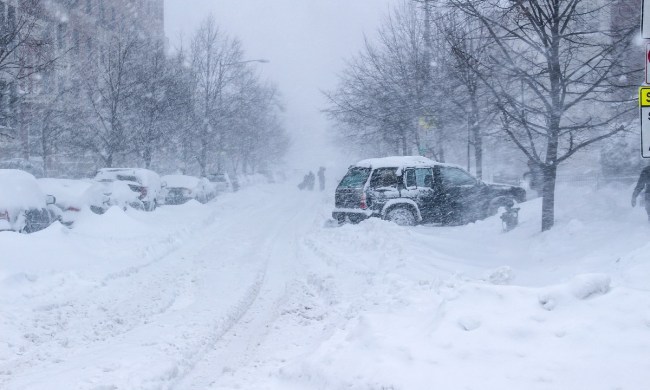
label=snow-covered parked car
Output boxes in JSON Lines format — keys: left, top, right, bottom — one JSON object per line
{"left": 160, "top": 175, "right": 217, "bottom": 205}
{"left": 0, "top": 169, "right": 60, "bottom": 233}
{"left": 84, "top": 180, "right": 142, "bottom": 214}
{"left": 37, "top": 178, "right": 93, "bottom": 226}
{"left": 332, "top": 156, "right": 526, "bottom": 226}
{"left": 91, "top": 168, "right": 162, "bottom": 212}
{"left": 207, "top": 172, "right": 233, "bottom": 193}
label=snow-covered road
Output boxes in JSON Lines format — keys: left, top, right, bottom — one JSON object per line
{"left": 2, "top": 182, "right": 650, "bottom": 389}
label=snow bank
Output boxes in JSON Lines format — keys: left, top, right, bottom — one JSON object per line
{"left": 279, "top": 275, "right": 649, "bottom": 390}
{"left": 37, "top": 178, "right": 92, "bottom": 209}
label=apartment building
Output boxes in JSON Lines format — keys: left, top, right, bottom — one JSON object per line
{"left": 0, "top": 0, "right": 164, "bottom": 168}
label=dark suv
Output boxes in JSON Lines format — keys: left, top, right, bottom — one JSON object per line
{"left": 332, "top": 156, "right": 526, "bottom": 226}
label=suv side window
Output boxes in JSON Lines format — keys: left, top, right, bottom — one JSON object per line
{"left": 415, "top": 168, "right": 433, "bottom": 188}
{"left": 440, "top": 167, "right": 476, "bottom": 186}
{"left": 370, "top": 168, "right": 399, "bottom": 189}
{"left": 405, "top": 169, "right": 416, "bottom": 188}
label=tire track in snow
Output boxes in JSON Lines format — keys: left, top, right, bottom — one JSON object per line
{"left": 172, "top": 193, "right": 346, "bottom": 390}
{"left": 1, "top": 186, "right": 320, "bottom": 389}
{"left": 0, "top": 207, "right": 222, "bottom": 385}
{"left": 167, "top": 191, "right": 317, "bottom": 389}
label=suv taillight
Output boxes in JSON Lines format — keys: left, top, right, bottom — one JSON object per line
{"left": 360, "top": 192, "right": 368, "bottom": 210}
{"left": 140, "top": 187, "right": 148, "bottom": 199}
{"left": 0, "top": 210, "right": 9, "bottom": 221}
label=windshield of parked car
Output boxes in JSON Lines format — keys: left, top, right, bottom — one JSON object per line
{"left": 116, "top": 175, "right": 139, "bottom": 183}
{"left": 440, "top": 167, "right": 476, "bottom": 186}
{"left": 370, "top": 168, "right": 399, "bottom": 189}
{"left": 338, "top": 167, "right": 371, "bottom": 189}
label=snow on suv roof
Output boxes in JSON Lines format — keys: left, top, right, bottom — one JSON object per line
{"left": 354, "top": 156, "right": 455, "bottom": 169}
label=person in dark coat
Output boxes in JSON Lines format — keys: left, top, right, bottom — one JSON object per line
{"left": 317, "top": 167, "right": 326, "bottom": 191}
{"left": 306, "top": 171, "right": 315, "bottom": 191}
{"left": 632, "top": 166, "right": 650, "bottom": 221}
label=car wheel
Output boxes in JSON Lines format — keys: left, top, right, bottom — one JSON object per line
{"left": 385, "top": 207, "right": 417, "bottom": 226}
{"left": 348, "top": 214, "right": 365, "bottom": 224}
{"left": 90, "top": 205, "right": 105, "bottom": 215}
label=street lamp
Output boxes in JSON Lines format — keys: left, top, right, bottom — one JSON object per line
{"left": 221, "top": 59, "right": 269, "bottom": 67}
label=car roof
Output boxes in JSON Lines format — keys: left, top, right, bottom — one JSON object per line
{"left": 162, "top": 174, "right": 201, "bottom": 188}
{"left": 0, "top": 169, "right": 46, "bottom": 208}
{"left": 353, "top": 156, "right": 462, "bottom": 170}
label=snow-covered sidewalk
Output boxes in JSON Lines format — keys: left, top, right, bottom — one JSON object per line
{"left": 1, "top": 183, "right": 649, "bottom": 389}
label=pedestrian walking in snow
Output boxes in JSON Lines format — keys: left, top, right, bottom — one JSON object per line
{"left": 298, "top": 173, "right": 309, "bottom": 190}
{"left": 317, "top": 167, "right": 326, "bottom": 191}
{"left": 306, "top": 171, "right": 315, "bottom": 191}
{"left": 632, "top": 166, "right": 650, "bottom": 221}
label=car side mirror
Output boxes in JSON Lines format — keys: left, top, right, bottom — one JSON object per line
{"left": 161, "top": 181, "right": 168, "bottom": 188}
{"left": 424, "top": 176, "right": 433, "bottom": 188}
{"left": 46, "top": 195, "right": 56, "bottom": 205}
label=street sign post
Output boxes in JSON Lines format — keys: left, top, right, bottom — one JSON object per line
{"left": 644, "top": 0, "right": 650, "bottom": 39}
{"left": 639, "top": 87, "right": 650, "bottom": 158}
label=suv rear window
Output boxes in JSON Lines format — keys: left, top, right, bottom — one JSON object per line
{"left": 338, "top": 167, "right": 371, "bottom": 189}
{"left": 116, "top": 175, "right": 138, "bottom": 183}
{"left": 370, "top": 168, "right": 399, "bottom": 189}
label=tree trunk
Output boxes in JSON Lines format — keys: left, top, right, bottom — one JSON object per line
{"left": 470, "top": 94, "right": 482, "bottom": 179}
{"left": 143, "top": 145, "right": 152, "bottom": 169}
{"left": 199, "top": 127, "right": 208, "bottom": 177}
{"left": 540, "top": 164, "right": 557, "bottom": 232}
{"left": 41, "top": 133, "right": 49, "bottom": 178}
{"left": 473, "top": 130, "right": 482, "bottom": 180}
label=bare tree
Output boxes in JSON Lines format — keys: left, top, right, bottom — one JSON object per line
{"left": 325, "top": 3, "right": 437, "bottom": 157}
{"left": 326, "top": 2, "right": 460, "bottom": 160}
{"left": 0, "top": 0, "right": 57, "bottom": 159}
{"left": 73, "top": 31, "right": 143, "bottom": 168}
{"left": 29, "top": 87, "right": 74, "bottom": 176}
{"left": 449, "top": 0, "right": 637, "bottom": 231}
{"left": 0, "top": 0, "right": 54, "bottom": 81}
{"left": 225, "top": 72, "right": 288, "bottom": 175}
{"left": 190, "top": 16, "right": 244, "bottom": 176}
{"left": 441, "top": 9, "right": 499, "bottom": 179}
{"left": 131, "top": 43, "right": 192, "bottom": 169}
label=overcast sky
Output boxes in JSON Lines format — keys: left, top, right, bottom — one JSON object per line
{"left": 164, "top": 0, "right": 394, "bottom": 171}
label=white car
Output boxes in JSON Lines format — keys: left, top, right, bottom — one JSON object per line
{"left": 92, "top": 168, "right": 162, "bottom": 212}
{"left": 208, "top": 172, "right": 233, "bottom": 193}
{"left": 37, "top": 178, "right": 94, "bottom": 226}
{"left": 160, "top": 175, "right": 217, "bottom": 205}
{"left": 0, "top": 169, "right": 59, "bottom": 233}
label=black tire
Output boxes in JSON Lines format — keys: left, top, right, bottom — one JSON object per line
{"left": 385, "top": 207, "right": 417, "bottom": 226}
{"left": 348, "top": 214, "right": 365, "bottom": 224}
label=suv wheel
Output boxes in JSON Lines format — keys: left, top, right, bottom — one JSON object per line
{"left": 385, "top": 207, "right": 416, "bottom": 226}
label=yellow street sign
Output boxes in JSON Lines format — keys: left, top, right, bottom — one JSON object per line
{"left": 640, "top": 87, "right": 650, "bottom": 107}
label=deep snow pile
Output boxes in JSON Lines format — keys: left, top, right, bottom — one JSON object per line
{"left": 241, "top": 183, "right": 650, "bottom": 390}
{"left": 1, "top": 181, "right": 649, "bottom": 390}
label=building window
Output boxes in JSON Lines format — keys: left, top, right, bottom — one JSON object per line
{"left": 7, "top": 4, "right": 15, "bottom": 31}
{"left": 0, "top": 2, "right": 5, "bottom": 31}
{"left": 57, "top": 23, "right": 66, "bottom": 50}
{"left": 99, "top": 0, "right": 104, "bottom": 22}
{"left": 73, "top": 29, "right": 80, "bottom": 55}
